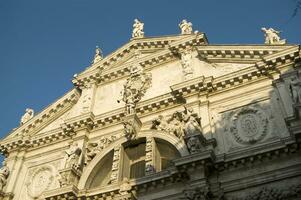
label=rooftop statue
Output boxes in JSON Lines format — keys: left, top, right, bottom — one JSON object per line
{"left": 261, "top": 27, "right": 286, "bottom": 45}
{"left": 179, "top": 19, "right": 193, "bottom": 34}
{"left": 92, "top": 46, "right": 103, "bottom": 64}
{"left": 20, "top": 108, "right": 34, "bottom": 125}
{"left": 132, "top": 19, "right": 144, "bottom": 38}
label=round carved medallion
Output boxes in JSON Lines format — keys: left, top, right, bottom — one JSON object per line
{"left": 230, "top": 107, "right": 269, "bottom": 144}
{"left": 26, "top": 166, "right": 54, "bottom": 198}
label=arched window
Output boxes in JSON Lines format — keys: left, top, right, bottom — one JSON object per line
{"left": 87, "top": 150, "right": 113, "bottom": 189}
{"left": 87, "top": 137, "right": 180, "bottom": 189}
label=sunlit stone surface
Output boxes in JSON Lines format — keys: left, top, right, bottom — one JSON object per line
{"left": 0, "top": 22, "right": 300, "bottom": 200}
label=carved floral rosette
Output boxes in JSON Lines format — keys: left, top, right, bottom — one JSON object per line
{"left": 229, "top": 106, "right": 269, "bottom": 145}
{"left": 26, "top": 165, "right": 57, "bottom": 198}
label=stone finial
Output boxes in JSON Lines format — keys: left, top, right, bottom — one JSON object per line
{"left": 261, "top": 27, "right": 286, "bottom": 45}
{"left": 92, "top": 46, "right": 103, "bottom": 64}
{"left": 132, "top": 18, "right": 144, "bottom": 38}
{"left": 179, "top": 19, "right": 193, "bottom": 34}
{"left": 20, "top": 108, "right": 34, "bottom": 125}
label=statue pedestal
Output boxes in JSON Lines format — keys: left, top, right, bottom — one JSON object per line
{"left": 58, "top": 166, "right": 81, "bottom": 187}
{"left": 184, "top": 132, "right": 216, "bottom": 154}
{"left": 116, "top": 193, "right": 137, "bottom": 200}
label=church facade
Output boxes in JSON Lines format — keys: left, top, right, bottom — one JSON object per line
{"left": 0, "top": 20, "right": 301, "bottom": 200}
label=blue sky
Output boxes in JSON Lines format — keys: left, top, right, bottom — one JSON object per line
{"left": 0, "top": 0, "right": 300, "bottom": 139}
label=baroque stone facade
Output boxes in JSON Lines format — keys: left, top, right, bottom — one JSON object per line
{"left": 0, "top": 21, "right": 301, "bottom": 200}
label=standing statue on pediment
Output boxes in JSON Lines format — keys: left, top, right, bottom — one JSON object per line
{"left": 261, "top": 27, "right": 286, "bottom": 45}
{"left": 63, "top": 142, "right": 82, "bottom": 169}
{"left": 132, "top": 19, "right": 144, "bottom": 38}
{"left": 179, "top": 19, "right": 193, "bottom": 34}
{"left": 0, "top": 162, "right": 9, "bottom": 193}
{"left": 290, "top": 77, "right": 301, "bottom": 104}
{"left": 92, "top": 46, "right": 103, "bottom": 64}
{"left": 20, "top": 108, "right": 34, "bottom": 125}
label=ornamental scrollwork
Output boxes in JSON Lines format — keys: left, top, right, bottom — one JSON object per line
{"left": 229, "top": 106, "right": 269, "bottom": 145}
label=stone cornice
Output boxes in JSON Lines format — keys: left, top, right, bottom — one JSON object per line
{"left": 197, "top": 45, "right": 298, "bottom": 63}
{"left": 1, "top": 45, "right": 299, "bottom": 154}
{"left": 3, "top": 89, "right": 80, "bottom": 140}
{"left": 214, "top": 138, "right": 299, "bottom": 171}
{"left": 72, "top": 34, "right": 207, "bottom": 87}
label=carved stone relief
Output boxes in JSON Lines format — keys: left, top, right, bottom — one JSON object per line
{"left": 227, "top": 106, "right": 269, "bottom": 145}
{"left": 289, "top": 76, "right": 301, "bottom": 104}
{"left": 85, "top": 135, "right": 119, "bottom": 164}
{"left": 118, "top": 52, "right": 152, "bottom": 115}
{"left": 0, "top": 162, "right": 9, "bottom": 193}
{"left": 26, "top": 165, "right": 57, "bottom": 199}
{"left": 110, "top": 146, "right": 121, "bottom": 183}
{"left": 152, "top": 107, "right": 203, "bottom": 141}
{"left": 145, "top": 137, "right": 155, "bottom": 175}
{"left": 81, "top": 84, "right": 94, "bottom": 114}
{"left": 62, "top": 142, "right": 82, "bottom": 169}
{"left": 180, "top": 48, "right": 194, "bottom": 80}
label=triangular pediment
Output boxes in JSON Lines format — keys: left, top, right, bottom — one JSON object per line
{"left": 1, "top": 32, "right": 299, "bottom": 154}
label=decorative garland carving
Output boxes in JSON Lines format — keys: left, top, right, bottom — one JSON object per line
{"left": 229, "top": 106, "right": 269, "bottom": 145}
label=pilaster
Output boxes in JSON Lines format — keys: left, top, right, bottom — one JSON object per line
{"left": 110, "top": 145, "right": 122, "bottom": 184}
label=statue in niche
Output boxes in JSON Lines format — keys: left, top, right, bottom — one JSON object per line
{"left": 20, "top": 108, "right": 34, "bottom": 125}
{"left": 179, "top": 19, "right": 193, "bottom": 34}
{"left": 92, "top": 46, "right": 103, "bottom": 64}
{"left": 118, "top": 52, "right": 152, "bottom": 115}
{"left": 0, "top": 162, "right": 9, "bottom": 193}
{"left": 132, "top": 19, "right": 144, "bottom": 38}
{"left": 181, "top": 49, "right": 194, "bottom": 80}
{"left": 261, "top": 27, "right": 286, "bottom": 45}
{"left": 289, "top": 77, "right": 301, "bottom": 104}
{"left": 63, "top": 142, "right": 82, "bottom": 169}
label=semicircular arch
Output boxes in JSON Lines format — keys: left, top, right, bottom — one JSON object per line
{"left": 78, "top": 130, "right": 188, "bottom": 189}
